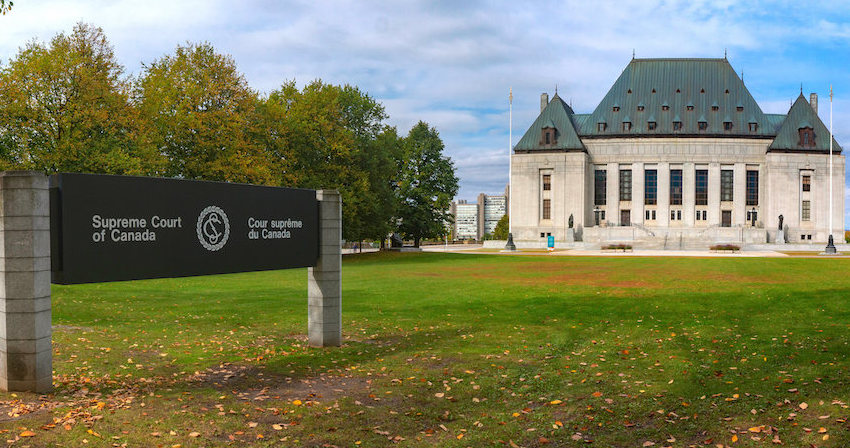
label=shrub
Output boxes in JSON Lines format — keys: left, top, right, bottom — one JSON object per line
{"left": 710, "top": 244, "right": 740, "bottom": 251}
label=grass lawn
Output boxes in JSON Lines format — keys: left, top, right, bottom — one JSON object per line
{"left": 2, "top": 252, "right": 850, "bottom": 447}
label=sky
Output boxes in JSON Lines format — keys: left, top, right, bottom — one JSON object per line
{"left": 1, "top": 0, "right": 850, "bottom": 225}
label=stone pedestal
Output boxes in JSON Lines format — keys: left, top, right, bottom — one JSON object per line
{"left": 776, "top": 230, "right": 786, "bottom": 244}
{"left": 0, "top": 171, "right": 52, "bottom": 392}
{"left": 566, "top": 228, "right": 576, "bottom": 242}
{"left": 307, "top": 190, "right": 342, "bottom": 347}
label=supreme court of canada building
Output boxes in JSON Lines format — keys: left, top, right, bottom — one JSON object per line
{"left": 510, "top": 58, "right": 844, "bottom": 246}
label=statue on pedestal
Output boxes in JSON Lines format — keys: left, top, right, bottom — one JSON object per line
{"left": 778, "top": 214, "right": 784, "bottom": 231}
{"left": 568, "top": 213, "right": 574, "bottom": 229}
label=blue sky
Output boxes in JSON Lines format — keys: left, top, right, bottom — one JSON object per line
{"left": 1, "top": 1, "right": 849, "bottom": 225}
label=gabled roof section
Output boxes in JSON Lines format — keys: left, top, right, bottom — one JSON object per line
{"left": 769, "top": 94, "right": 842, "bottom": 153}
{"left": 578, "top": 58, "right": 774, "bottom": 137}
{"left": 514, "top": 95, "right": 585, "bottom": 151}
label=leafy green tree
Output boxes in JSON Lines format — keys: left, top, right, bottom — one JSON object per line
{"left": 0, "top": 23, "right": 162, "bottom": 174}
{"left": 493, "top": 214, "right": 509, "bottom": 240}
{"left": 261, "top": 80, "right": 398, "bottom": 243}
{"left": 396, "top": 122, "right": 459, "bottom": 247}
{"left": 0, "top": 0, "right": 12, "bottom": 15}
{"left": 135, "top": 42, "right": 273, "bottom": 184}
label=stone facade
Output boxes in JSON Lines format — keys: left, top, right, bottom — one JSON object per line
{"left": 510, "top": 58, "right": 844, "bottom": 246}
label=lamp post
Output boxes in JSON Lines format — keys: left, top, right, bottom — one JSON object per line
{"left": 593, "top": 207, "right": 601, "bottom": 226}
{"left": 825, "top": 86, "right": 837, "bottom": 254}
{"left": 751, "top": 207, "right": 756, "bottom": 227}
{"left": 505, "top": 87, "right": 517, "bottom": 251}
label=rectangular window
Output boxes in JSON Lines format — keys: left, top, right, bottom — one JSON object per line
{"left": 542, "top": 199, "right": 551, "bottom": 220}
{"left": 720, "top": 169, "right": 734, "bottom": 202}
{"left": 644, "top": 169, "right": 657, "bottom": 205}
{"left": 802, "top": 200, "right": 811, "bottom": 221}
{"left": 695, "top": 170, "right": 708, "bottom": 205}
{"left": 542, "top": 174, "right": 551, "bottom": 191}
{"left": 619, "top": 170, "right": 632, "bottom": 201}
{"left": 673, "top": 121, "right": 682, "bottom": 131}
{"left": 594, "top": 170, "right": 607, "bottom": 205}
{"left": 670, "top": 169, "right": 683, "bottom": 205}
{"left": 746, "top": 170, "right": 759, "bottom": 206}
{"left": 696, "top": 210, "right": 702, "bottom": 221}
{"left": 802, "top": 175, "right": 811, "bottom": 192}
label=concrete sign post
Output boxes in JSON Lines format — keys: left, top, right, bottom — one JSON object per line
{"left": 0, "top": 171, "right": 52, "bottom": 393}
{"left": 0, "top": 171, "right": 342, "bottom": 393}
{"left": 308, "top": 190, "right": 342, "bottom": 347}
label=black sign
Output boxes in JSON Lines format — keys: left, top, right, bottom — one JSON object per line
{"left": 50, "top": 174, "right": 319, "bottom": 284}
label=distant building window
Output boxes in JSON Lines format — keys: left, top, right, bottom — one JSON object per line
{"left": 724, "top": 121, "right": 733, "bottom": 131}
{"left": 700, "top": 88, "right": 705, "bottom": 94}
{"left": 711, "top": 105, "right": 719, "bottom": 111}
{"left": 673, "top": 121, "right": 682, "bottom": 131}
{"left": 749, "top": 123, "right": 758, "bottom": 132}
{"left": 720, "top": 169, "right": 734, "bottom": 201}
{"left": 647, "top": 121, "right": 657, "bottom": 130}
{"left": 676, "top": 89, "right": 681, "bottom": 93}
{"left": 597, "top": 122, "right": 607, "bottom": 132}
{"left": 799, "top": 127, "right": 814, "bottom": 147}
{"left": 696, "top": 210, "right": 707, "bottom": 221}
{"left": 542, "top": 199, "right": 551, "bottom": 220}
{"left": 698, "top": 121, "right": 708, "bottom": 131}
{"left": 637, "top": 105, "right": 645, "bottom": 111}
{"left": 670, "top": 169, "right": 683, "bottom": 205}
{"left": 542, "top": 174, "right": 551, "bottom": 191}
{"left": 613, "top": 106, "right": 620, "bottom": 112}
{"left": 645, "top": 169, "right": 658, "bottom": 205}
{"left": 662, "top": 105, "right": 670, "bottom": 111}
{"left": 802, "top": 200, "right": 811, "bottom": 221}
{"left": 687, "top": 105, "right": 694, "bottom": 111}
{"left": 594, "top": 170, "right": 607, "bottom": 205}
{"left": 747, "top": 209, "right": 758, "bottom": 224}
{"left": 620, "top": 170, "right": 632, "bottom": 202}
{"left": 746, "top": 170, "right": 759, "bottom": 206}
{"left": 645, "top": 210, "right": 656, "bottom": 221}
{"left": 802, "top": 175, "right": 811, "bottom": 192}
{"left": 737, "top": 106, "right": 744, "bottom": 112}
{"left": 623, "top": 122, "right": 632, "bottom": 131}
{"left": 695, "top": 170, "right": 708, "bottom": 205}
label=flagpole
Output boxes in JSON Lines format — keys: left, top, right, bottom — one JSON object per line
{"left": 505, "top": 87, "right": 516, "bottom": 251}
{"left": 826, "top": 85, "right": 837, "bottom": 254}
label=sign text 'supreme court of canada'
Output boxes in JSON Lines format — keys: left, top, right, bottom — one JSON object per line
{"left": 50, "top": 173, "right": 319, "bottom": 284}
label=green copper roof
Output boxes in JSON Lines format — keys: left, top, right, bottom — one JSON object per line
{"left": 514, "top": 95, "right": 585, "bottom": 151}
{"left": 768, "top": 94, "right": 842, "bottom": 153}
{"left": 578, "top": 58, "right": 774, "bottom": 137}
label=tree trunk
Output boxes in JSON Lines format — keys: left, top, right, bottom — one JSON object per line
{"left": 414, "top": 237, "right": 420, "bottom": 248}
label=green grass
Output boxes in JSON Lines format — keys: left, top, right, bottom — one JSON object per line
{"left": 3, "top": 252, "right": 850, "bottom": 447}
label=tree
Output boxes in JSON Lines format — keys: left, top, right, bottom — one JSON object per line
{"left": 0, "top": 23, "right": 162, "bottom": 174}
{"left": 135, "top": 42, "right": 273, "bottom": 184}
{"left": 396, "top": 122, "right": 459, "bottom": 247}
{"left": 0, "top": 1, "right": 12, "bottom": 15}
{"left": 261, "top": 80, "right": 398, "bottom": 243}
{"left": 493, "top": 214, "right": 509, "bottom": 240}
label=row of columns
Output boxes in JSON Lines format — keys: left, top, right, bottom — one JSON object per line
{"left": 600, "top": 162, "right": 762, "bottom": 227}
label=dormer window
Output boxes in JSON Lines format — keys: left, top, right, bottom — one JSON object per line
{"left": 647, "top": 121, "right": 657, "bottom": 130}
{"left": 686, "top": 103, "right": 694, "bottom": 111}
{"left": 541, "top": 127, "right": 557, "bottom": 145}
{"left": 700, "top": 88, "right": 705, "bottom": 94}
{"left": 673, "top": 121, "right": 682, "bottom": 131}
{"left": 637, "top": 104, "right": 645, "bottom": 112}
{"left": 662, "top": 103, "right": 670, "bottom": 111}
{"left": 798, "top": 127, "right": 815, "bottom": 147}
{"left": 612, "top": 106, "right": 620, "bottom": 112}
{"left": 622, "top": 121, "right": 632, "bottom": 132}
{"left": 749, "top": 122, "right": 758, "bottom": 132}
{"left": 676, "top": 89, "right": 681, "bottom": 94}
{"left": 724, "top": 121, "right": 733, "bottom": 131}
{"left": 698, "top": 119, "right": 708, "bottom": 131}
{"left": 711, "top": 103, "right": 719, "bottom": 111}
{"left": 597, "top": 122, "right": 607, "bottom": 132}
{"left": 737, "top": 105, "right": 744, "bottom": 112}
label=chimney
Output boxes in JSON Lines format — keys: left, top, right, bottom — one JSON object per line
{"left": 810, "top": 93, "right": 818, "bottom": 115}
{"left": 540, "top": 93, "right": 549, "bottom": 113}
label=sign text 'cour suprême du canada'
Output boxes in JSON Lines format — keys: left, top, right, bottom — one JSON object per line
{"left": 50, "top": 173, "right": 319, "bottom": 284}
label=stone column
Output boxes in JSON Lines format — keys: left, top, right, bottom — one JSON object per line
{"left": 0, "top": 171, "right": 52, "bottom": 392}
{"left": 308, "top": 190, "right": 342, "bottom": 347}
{"left": 683, "top": 162, "right": 696, "bottom": 227}
{"left": 657, "top": 162, "right": 670, "bottom": 227}
{"left": 632, "top": 163, "right": 645, "bottom": 225}
{"left": 708, "top": 163, "right": 721, "bottom": 225}
{"left": 733, "top": 163, "right": 746, "bottom": 226}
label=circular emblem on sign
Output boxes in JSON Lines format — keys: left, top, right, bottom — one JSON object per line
{"left": 196, "top": 206, "right": 230, "bottom": 251}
